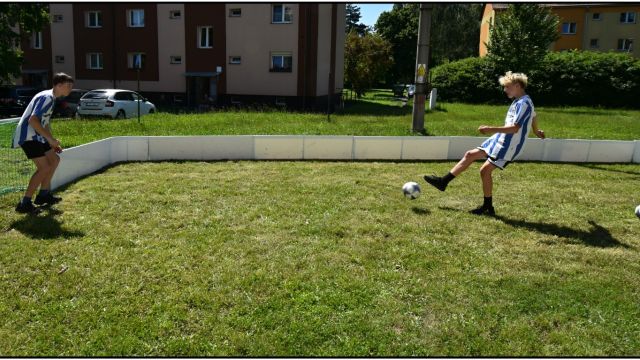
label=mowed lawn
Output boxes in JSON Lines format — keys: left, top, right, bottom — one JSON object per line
{"left": 1, "top": 161, "right": 640, "bottom": 356}
{"left": 47, "top": 91, "right": 640, "bottom": 148}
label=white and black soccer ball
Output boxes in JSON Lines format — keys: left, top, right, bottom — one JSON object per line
{"left": 402, "top": 181, "right": 421, "bottom": 200}
{"left": 635, "top": 205, "right": 640, "bottom": 219}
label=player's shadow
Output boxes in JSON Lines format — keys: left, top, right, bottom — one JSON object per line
{"left": 10, "top": 208, "right": 84, "bottom": 240}
{"left": 492, "top": 215, "right": 630, "bottom": 249}
{"left": 440, "top": 206, "right": 630, "bottom": 249}
{"left": 411, "top": 206, "right": 430, "bottom": 215}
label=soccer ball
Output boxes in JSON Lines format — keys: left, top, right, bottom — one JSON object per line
{"left": 635, "top": 205, "right": 640, "bottom": 219}
{"left": 402, "top": 181, "right": 421, "bottom": 200}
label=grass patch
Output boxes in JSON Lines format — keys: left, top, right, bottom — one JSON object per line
{"left": 1, "top": 161, "right": 639, "bottom": 356}
{"left": 43, "top": 89, "right": 640, "bottom": 148}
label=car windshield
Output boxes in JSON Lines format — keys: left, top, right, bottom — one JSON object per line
{"left": 82, "top": 91, "right": 108, "bottom": 99}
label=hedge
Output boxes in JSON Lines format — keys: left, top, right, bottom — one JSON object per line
{"left": 430, "top": 51, "right": 640, "bottom": 108}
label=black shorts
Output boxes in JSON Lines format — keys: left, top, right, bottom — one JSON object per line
{"left": 20, "top": 140, "right": 52, "bottom": 159}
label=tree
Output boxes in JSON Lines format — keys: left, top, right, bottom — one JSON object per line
{"left": 430, "top": 4, "right": 482, "bottom": 67}
{"left": 345, "top": 4, "right": 369, "bottom": 37}
{"left": 375, "top": 4, "right": 481, "bottom": 86}
{"left": 0, "top": 3, "right": 50, "bottom": 84}
{"left": 344, "top": 31, "right": 393, "bottom": 98}
{"left": 374, "top": 4, "right": 419, "bottom": 86}
{"left": 485, "top": 4, "right": 559, "bottom": 74}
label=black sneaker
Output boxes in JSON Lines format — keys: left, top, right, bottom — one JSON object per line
{"left": 34, "top": 194, "right": 62, "bottom": 206}
{"left": 470, "top": 205, "right": 495, "bottom": 216}
{"left": 423, "top": 175, "right": 447, "bottom": 192}
{"left": 15, "top": 201, "right": 42, "bottom": 214}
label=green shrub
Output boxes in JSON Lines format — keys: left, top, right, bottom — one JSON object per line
{"left": 430, "top": 57, "right": 503, "bottom": 104}
{"left": 431, "top": 51, "right": 640, "bottom": 108}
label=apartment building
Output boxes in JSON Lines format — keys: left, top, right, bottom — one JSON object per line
{"left": 18, "top": 3, "right": 346, "bottom": 110}
{"left": 479, "top": 3, "right": 640, "bottom": 58}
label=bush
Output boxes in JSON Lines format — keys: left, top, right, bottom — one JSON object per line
{"left": 430, "top": 57, "right": 503, "bottom": 104}
{"left": 431, "top": 51, "right": 640, "bottom": 108}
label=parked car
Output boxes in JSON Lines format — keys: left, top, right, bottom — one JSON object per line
{"left": 53, "top": 89, "right": 89, "bottom": 118}
{"left": 77, "top": 89, "right": 156, "bottom": 119}
{"left": 0, "top": 86, "right": 42, "bottom": 117}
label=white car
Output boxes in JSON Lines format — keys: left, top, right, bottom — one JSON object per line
{"left": 77, "top": 89, "right": 156, "bottom": 119}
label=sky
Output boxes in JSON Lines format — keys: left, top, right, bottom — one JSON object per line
{"left": 357, "top": 3, "right": 395, "bottom": 28}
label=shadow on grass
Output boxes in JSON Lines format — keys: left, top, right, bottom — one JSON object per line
{"left": 411, "top": 206, "right": 431, "bottom": 215}
{"left": 493, "top": 215, "right": 630, "bottom": 249}
{"left": 439, "top": 206, "right": 630, "bottom": 249}
{"left": 10, "top": 207, "right": 84, "bottom": 240}
{"left": 573, "top": 163, "right": 640, "bottom": 177}
{"left": 337, "top": 100, "right": 448, "bottom": 117}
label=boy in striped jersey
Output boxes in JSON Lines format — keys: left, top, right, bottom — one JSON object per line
{"left": 12, "top": 73, "right": 73, "bottom": 214}
{"left": 423, "top": 71, "right": 545, "bottom": 215}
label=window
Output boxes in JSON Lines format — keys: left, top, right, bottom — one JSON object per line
{"left": 229, "top": 56, "right": 241, "bottom": 64}
{"left": 590, "top": 38, "right": 599, "bottom": 48}
{"left": 115, "top": 92, "right": 135, "bottom": 101}
{"left": 272, "top": 4, "right": 292, "bottom": 23}
{"left": 270, "top": 52, "right": 292, "bottom": 72}
{"left": 128, "top": 53, "right": 146, "bottom": 69}
{"left": 87, "top": 53, "right": 103, "bottom": 69}
{"left": 128, "top": 9, "right": 145, "bottom": 27}
{"left": 620, "top": 12, "right": 636, "bottom": 23}
{"left": 170, "top": 55, "right": 182, "bottom": 64}
{"left": 86, "top": 11, "right": 102, "bottom": 28}
{"left": 31, "top": 32, "right": 43, "bottom": 49}
{"left": 55, "top": 55, "right": 65, "bottom": 63}
{"left": 561, "top": 22, "right": 577, "bottom": 34}
{"left": 198, "top": 26, "right": 213, "bottom": 48}
{"left": 53, "top": 14, "right": 63, "bottom": 22}
{"left": 592, "top": 13, "right": 601, "bottom": 20}
{"left": 617, "top": 38, "right": 633, "bottom": 51}
{"left": 229, "top": 8, "right": 242, "bottom": 17}
{"left": 170, "top": 10, "right": 181, "bottom": 19}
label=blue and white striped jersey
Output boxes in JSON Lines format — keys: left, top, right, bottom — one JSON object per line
{"left": 12, "top": 89, "right": 55, "bottom": 148}
{"left": 479, "top": 95, "right": 534, "bottom": 162}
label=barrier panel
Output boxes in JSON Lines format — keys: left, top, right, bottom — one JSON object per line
{"left": 49, "top": 135, "right": 640, "bottom": 190}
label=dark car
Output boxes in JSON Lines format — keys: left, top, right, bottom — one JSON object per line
{"left": 0, "top": 86, "right": 41, "bottom": 118}
{"left": 53, "top": 89, "right": 89, "bottom": 118}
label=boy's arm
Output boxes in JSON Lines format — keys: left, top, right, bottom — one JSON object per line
{"left": 531, "top": 113, "right": 545, "bottom": 139}
{"left": 478, "top": 124, "right": 521, "bottom": 135}
{"left": 28, "top": 115, "right": 60, "bottom": 148}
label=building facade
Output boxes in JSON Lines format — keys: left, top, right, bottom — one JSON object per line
{"left": 18, "top": 3, "right": 346, "bottom": 111}
{"left": 479, "top": 3, "right": 640, "bottom": 58}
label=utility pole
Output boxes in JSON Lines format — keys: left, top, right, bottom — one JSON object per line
{"left": 412, "top": 3, "right": 432, "bottom": 133}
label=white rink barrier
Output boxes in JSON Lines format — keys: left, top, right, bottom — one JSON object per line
{"left": 51, "top": 136, "right": 640, "bottom": 190}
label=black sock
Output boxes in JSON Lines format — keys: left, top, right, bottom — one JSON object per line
{"left": 442, "top": 172, "right": 455, "bottom": 184}
{"left": 21, "top": 196, "right": 32, "bottom": 205}
{"left": 483, "top": 196, "right": 493, "bottom": 208}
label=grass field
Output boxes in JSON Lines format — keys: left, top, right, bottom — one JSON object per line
{"left": 1, "top": 160, "right": 639, "bottom": 356}
{"left": 42, "top": 90, "right": 640, "bottom": 148}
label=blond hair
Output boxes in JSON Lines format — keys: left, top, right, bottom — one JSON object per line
{"left": 499, "top": 71, "right": 528, "bottom": 89}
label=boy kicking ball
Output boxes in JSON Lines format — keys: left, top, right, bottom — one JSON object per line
{"left": 423, "top": 71, "right": 545, "bottom": 215}
{"left": 12, "top": 72, "right": 73, "bottom": 214}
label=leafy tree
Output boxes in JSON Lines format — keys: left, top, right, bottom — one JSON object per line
{"left": 374, "top": 4, "right": 419, "bottom": 86}
{"left": 0, "top": 3, "right": 50, "bottom": 84}
{"left": 486, "top": 4, "right": 559, "bottom": 74}
{"left": 344, "top": 31, "right": 393, "bottom": 98}
{"left": 345, "top": 4, "right": 369, "bottom": 36}
{"left": 430, "top": 4, "right": 482, "bottom": 67}
{"left": 375, "top": 4, "right": 482, "bottom": 86}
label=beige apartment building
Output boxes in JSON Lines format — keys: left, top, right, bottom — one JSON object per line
{"left": 19, "top": 3, "right": 346, "bottom": 110}
{"left": 480, "top": 3, "right": 640, "bottom": 58}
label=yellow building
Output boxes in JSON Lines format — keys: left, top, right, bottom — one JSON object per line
{"left": 480, "top": 3, "right": 640, "bottom": 58}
